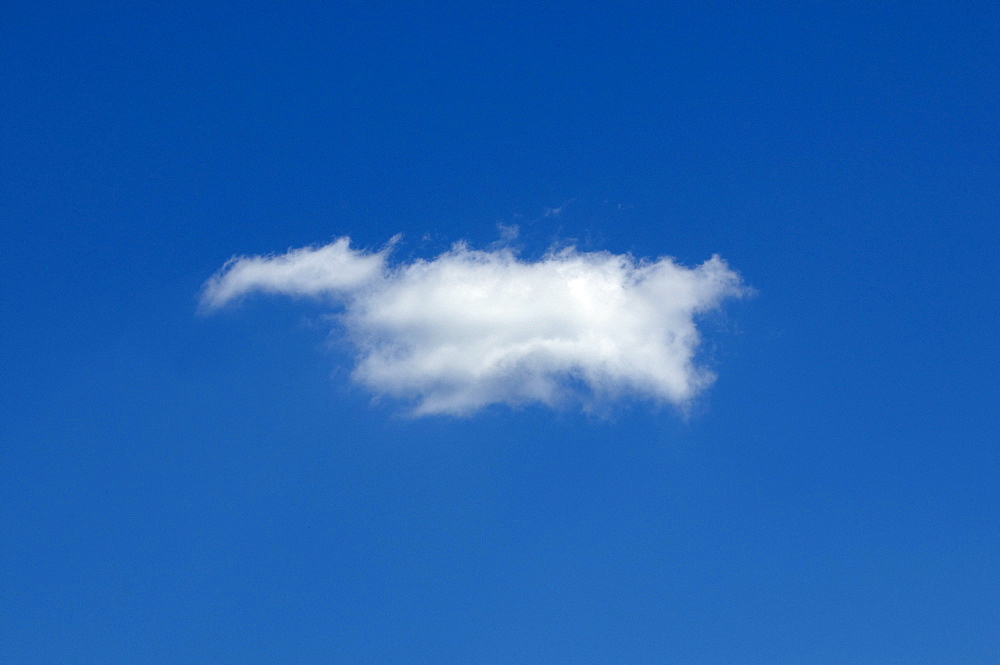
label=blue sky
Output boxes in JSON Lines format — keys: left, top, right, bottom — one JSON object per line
{"left": 3, "top": 2, "right": 998, "bottom": 662}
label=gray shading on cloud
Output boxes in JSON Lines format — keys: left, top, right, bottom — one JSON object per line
{"left": 201, "top": 236, "right": 748, "bottom": 416}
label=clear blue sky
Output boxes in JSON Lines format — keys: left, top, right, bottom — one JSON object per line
{"left": 3, "top": 2, "right": 998, "bottom": 663}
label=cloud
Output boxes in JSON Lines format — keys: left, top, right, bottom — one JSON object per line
{"left": 200, "top": 237, "right": 391, "bottom": 310}
{"left": 201, "top": 236, "right": 748, "bottom": 415}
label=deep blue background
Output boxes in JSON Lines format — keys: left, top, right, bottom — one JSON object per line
{"left": 3, "top": 3, "right": 998, "bottom": 662}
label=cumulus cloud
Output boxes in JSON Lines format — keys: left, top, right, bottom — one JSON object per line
{"left": 201, "top": 236, "right": 747, "bottom": 415}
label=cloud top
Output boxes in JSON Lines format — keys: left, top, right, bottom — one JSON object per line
{"left": 202, "top": 237, "right": 747, "bottom": 415}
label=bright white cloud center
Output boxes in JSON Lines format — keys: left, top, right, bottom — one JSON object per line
{"left": 202, "top": 237, "right": 747, "bottom": 415}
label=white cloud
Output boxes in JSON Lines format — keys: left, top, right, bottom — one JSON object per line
{"left": 199, "top": 237, "right": 392, "bottom": 310}
{"left": 202, "top": 236, "right": 747, "bottom": 415}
